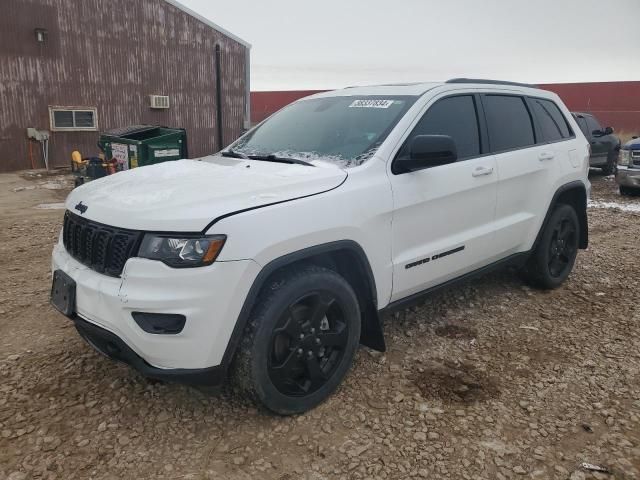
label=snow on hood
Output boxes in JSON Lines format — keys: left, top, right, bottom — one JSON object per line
{"left": 65, "top": 156, "right": 347, "bottom": 231}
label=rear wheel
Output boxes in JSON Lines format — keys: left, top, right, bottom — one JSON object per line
{"left": 620, "top": 185, "right": 637, "bottom": 196}
{"left": 522, "top": 204, "right": 579, "bottom": 289}
{"left": 232, "top": 265, "right": 361, "bottom": 415}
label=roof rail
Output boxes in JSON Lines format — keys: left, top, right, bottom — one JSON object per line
{"left": 446, "top": 78, "right": 538, "bottom": 88}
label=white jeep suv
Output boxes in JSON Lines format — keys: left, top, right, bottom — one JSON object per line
{"left": 51, "top": 79, "right": 590, "bottom": 414}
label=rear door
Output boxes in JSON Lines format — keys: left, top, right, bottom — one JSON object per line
{"left": 388, "top": 93, "right": 499, "bottom": 301}
{"left": 483, "top": 94, "right": 559, "bottom": 256}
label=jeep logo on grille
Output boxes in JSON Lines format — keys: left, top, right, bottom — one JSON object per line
{"left": 74, "top": 201, "right": 88, "bottom": 214}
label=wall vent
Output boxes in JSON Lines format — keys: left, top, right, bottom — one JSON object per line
{"left": 150, "top": 95, "right": 170, "bottom": 109}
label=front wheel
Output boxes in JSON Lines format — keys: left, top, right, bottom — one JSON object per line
{"left": 232, "top": 265, "right": 361, "bottom": 415}
{"left": 522, "top": 204, "right": 579, "bottom": 289}
{"left": 601, "top": 152, "right": 617, "bottom": 175}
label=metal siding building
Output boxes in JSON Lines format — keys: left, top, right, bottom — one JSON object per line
{"left": 251, "top": 82, "right": 640, "bottom": 134}
{"left": 541, "top": 81, "right": 640, "bottom": 134}
{"left": 250, "top": 90, "right": 326, "bottom": 124}
{"left": 0, "top": 0, "right": 250, "bottom": 172}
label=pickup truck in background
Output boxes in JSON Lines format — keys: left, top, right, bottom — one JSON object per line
{"left": 617, "top": 137, "right": 640, "bottom": 195}
{"left": 572, "top": 112, "right": 620, "bottom": 175}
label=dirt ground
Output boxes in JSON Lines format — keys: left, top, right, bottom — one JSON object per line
{"left": 0, "top": 170, "right": 639, "bottom": 480}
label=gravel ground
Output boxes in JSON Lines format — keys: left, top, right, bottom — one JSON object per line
{"left": 0, "top": 170, "right": 639, "bottom": 480}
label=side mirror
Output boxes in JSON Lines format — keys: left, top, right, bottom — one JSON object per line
{"left": 393, "top": 135, "right": 457, "bottom": 174}
{"left": 592, "top": 129, "right": 604, "bottom": 137}
{"left": 604, "top": 126, "right": 614, "bottom": 135}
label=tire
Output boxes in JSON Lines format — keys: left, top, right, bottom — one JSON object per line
{"left": 522, "top": 204, "right": 579, "bottom": 290}
{"left": 601, "top": 154, "right": 616, "bottom": 176}
{"left": 232, "top": 264, "right": 361, "bottom": 415}
{"left": 620, "top": 185, "right": 637, "bottom": 196}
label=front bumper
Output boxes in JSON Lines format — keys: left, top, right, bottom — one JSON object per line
{"left": 52, "top": 241, "right": 260, "bottom": 372}
{"left": 616, "top": 167, "right": 640, "bottom": 188}
{"left": 589, "top": 156, "right": 608, "bottom": 167}
{"left": 73, "top": 316, "right": 224, "bottom": 386}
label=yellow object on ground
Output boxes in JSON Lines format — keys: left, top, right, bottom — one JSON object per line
{"left": 71, "top": 151, "right": 83, "bottom": 165}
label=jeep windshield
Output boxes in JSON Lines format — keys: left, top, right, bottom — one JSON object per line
{"left": 225, "top": 96, "right": 416, "bottom": 168}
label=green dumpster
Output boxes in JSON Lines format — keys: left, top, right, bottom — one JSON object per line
{"left": 99, "top": 125, "right": 188, "bottom": 170}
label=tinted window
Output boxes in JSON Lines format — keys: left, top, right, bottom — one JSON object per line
{"left": 53, "top": 111, "right": 74, "bottom": 128}
{"left": 401, "top": 95, "right": 480, "bottom": 159}
{"left": 575, "top": 116, "right": 589, "bottom": 137}
{"left": 531, "top": 99, "right": 572, "bottom": 142}
{"left": 483, "top": 95, "right": 535, "bottom": 152}
{"left": 584, "top": 115, "right": 602, "bottom": 134}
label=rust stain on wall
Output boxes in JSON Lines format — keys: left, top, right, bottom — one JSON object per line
{"left": 0, "top": 0, "right": 249, "bottom": 172}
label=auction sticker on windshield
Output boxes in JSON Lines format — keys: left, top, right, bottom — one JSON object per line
{"left": 349, "top": 99, "right": 395, "bottom": 109}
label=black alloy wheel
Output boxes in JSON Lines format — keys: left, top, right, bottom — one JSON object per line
{"left": 232, "top": 264, "right": 361, "bottom": 415}
{"left": 268, "top": 292, "right": 349, "bottom": 396}
{"left": 547, "top": 216, "right": 578, "bottom": 279}
{"left": 522, "top": 204, "right": 580, "bottom": 289}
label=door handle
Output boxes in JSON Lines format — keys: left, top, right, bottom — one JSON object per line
{"left": 538, "top": 152, "right": 555, "bottom": 161}
{"left": 472, "top": 166, "right": 494, "bottom": 177}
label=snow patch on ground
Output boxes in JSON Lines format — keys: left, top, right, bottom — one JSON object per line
{"left": 34, "top": 203, "right": 66, "bottom": 210}
{"left": 588, "top": 200, "right": 640, "bottom": 213}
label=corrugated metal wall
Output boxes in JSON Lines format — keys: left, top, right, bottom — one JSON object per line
{"left": 541, "top": 81, "right": 640, "bottom": 134}
{"left": 0, "top": 0, "right": 248, "bottom": 172}
{"left": 251, "top": 83, "right": 640, "bottom": 134}
{"left": 250, "top": 90, "right": 325, "bottom": 124}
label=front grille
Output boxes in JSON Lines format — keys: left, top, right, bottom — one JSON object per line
{"left": 632, "top": 150, "right": 640, "bottom": 167}
{"left": 62, "top": 211, "right": 142, "bottom": 276}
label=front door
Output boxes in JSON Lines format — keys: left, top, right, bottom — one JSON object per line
{"left": 388, "top": 94, "right": 499, "bottom": 302}
{"left": 584, "top": 114, "right": 608, "bottom": 164}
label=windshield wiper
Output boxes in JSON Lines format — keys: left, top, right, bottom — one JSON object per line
{"left": 220, "top": 149, "right": 249, "bottom": 159}
{"left": 248, "top": 154, "right": 315, "bottom": 167}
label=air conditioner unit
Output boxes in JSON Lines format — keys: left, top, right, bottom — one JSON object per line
{"left": 149, "top": 95, "right": 170, "bottom": 109}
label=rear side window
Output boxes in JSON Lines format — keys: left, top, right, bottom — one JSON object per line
{"left": 530, "top": 98, "right": 572, "bottom": 142}
{"left": 401, "top": 95, "right": 480, "bottom": 159}
{"left": 483, "top": 95, "right": 535, "bottom": 152}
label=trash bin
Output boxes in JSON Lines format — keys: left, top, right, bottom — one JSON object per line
{"left": 98, "top": 125, "right": 188, "bottom": 170}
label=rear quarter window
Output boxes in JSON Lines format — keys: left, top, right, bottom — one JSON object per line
{"left": 482, "top": 95, "right": 535, "bottom": 152}
{"left": 530, "top": 98, "right": 573, "bottom": 142}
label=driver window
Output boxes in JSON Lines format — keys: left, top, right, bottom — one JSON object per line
{"left": 399, "top": 95, "right": 481, "bottom": 160}
{"left": 585, "top": 115, "right": 602, "bottom": 133}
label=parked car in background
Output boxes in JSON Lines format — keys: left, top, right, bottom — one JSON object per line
{"left": 617, "top": 136, "right": 640, "bottom": 195}
{"left": 51, "top": 79, "right": 590, "bottom": 414}
{"left": 572, "top": 112, "right": 620, "bottom": 175}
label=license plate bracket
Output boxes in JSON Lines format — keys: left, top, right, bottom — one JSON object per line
{"left": 50, "top": 270, "right": 76, "bottom": 317}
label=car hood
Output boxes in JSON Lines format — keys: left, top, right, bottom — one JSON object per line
{"left": 623, "top": 138, "right": 640, "bottom": 150}
{"left": 65, "top": 156, "right": 347, "bottom": 232}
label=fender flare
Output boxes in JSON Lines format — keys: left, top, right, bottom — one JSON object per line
{"left": 534, "top": 180, "right": 589, "bottom": 250}
{"left": 218, "top": 240, "right": 385, "bottom": 377}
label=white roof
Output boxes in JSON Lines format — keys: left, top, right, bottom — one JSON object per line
{"left": 164, "top": 0, "right": 251, "bottom": 49}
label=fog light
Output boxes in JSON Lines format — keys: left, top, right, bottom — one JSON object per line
{"left": 132, "top": 312, "right": 186, "bottom": 334}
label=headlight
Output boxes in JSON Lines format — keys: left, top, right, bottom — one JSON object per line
{"left": 618, "top": 150, "right": 630, "bottom": 166}
{"left": 138, "top": 234, "right": 226, "bottom": 268}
